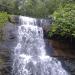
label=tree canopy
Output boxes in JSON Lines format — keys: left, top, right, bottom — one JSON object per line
{"left": 0, "top": 0, "right": 60, "bottom": 18}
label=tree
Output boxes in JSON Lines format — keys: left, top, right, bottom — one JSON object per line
{"left": 0, "top": 0, "right": 68, "bottom": 18}
{"left": 19, "top": 0, "right": 60, "bottom": 18}
{"left": 0, "top": 0, "right": 20, "bottom": 14}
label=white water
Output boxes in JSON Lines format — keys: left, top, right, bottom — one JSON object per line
{"left": 12, "top": 16, "right": 69, "bottom": 75}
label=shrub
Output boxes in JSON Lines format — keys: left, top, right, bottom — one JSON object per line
{"left": 49, "top": 3, "right": 75, "bottom": 38}
{"left": 0, "top": 12, "right": 9, "bottom": 28}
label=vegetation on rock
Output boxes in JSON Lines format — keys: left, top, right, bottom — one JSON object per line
{"left": 0, "top": 12, "right": 9, "bottom": 41}
{"left": 0, "top": 12, "right": 9, "bottom": 28}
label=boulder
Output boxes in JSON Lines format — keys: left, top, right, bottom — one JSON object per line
{"left": 2, "top": 22, "right": 17, "bottom": 41}
{"left": 36, "top": 18, "right": 52, "bottom": 32}
{"left": 8, "top": 15, "right": 19, "bottom": 24}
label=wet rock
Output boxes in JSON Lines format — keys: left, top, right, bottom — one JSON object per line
{"left": 35, "top": 18, "right": 53, "bottom": 38}
{"left": 36, "top": 18, "right": 52, "bottom": 32}
{"left": 57, "top": 58, "right": 75, "bottom": 75}
{"left": 48, "top": 40, "right": 75, "bottom": 58}
{"left": 0, "top": 47, "right": 12, "bottom": 75}
{"left": 8, "top": 15, "right": 19, "bottom": 24}
{"left": 0, "top": 28, "right": 4, "bottom": 41}
{"left": 3, "top": 22, "right": 17, "bottom": 41}
{"left": 0, "top": 22, "right": 17, "bottom": 75}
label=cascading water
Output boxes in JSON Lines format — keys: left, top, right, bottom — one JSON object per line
{"left": 12, "top": 16, "right": 69, "bottom": 75}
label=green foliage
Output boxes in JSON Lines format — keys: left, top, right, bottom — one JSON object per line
{"left": 0, "top": 0, "right": 60, "bottom": 18}
{"left": 0, "top": 0, "right": 75, "bottom": 18}
{"left": 19, "top": 0, "right": 60, "bottom": 18}
{"left": 0, "top": 0, "right": 20, "bottom": 14}
{"left": 0, "top": 12, "right": 9, "bottom": 41}
{"left": 0, "top": 12, "right": 9, "bottom": 28}
{"left": 49, "top": 3, "right": 75, "bottom": 37}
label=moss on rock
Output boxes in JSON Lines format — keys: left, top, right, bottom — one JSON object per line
{"left": 0, "top": 12, "right": 9, "bottom": 28}
{"left": 0, "top": 12, "right": 9, "bottom": 41}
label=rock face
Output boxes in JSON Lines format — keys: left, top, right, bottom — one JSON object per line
{"left": 36, "top": 18, "right": 52, "bottom": 32}
{"left": 8, "top": 15, "right": 19, "bottom": 24}
{"left": 0, "top": 21, "right": 17, "bottom": 75}
{"left": 3, "top": 22, "right": 17, "bottom": 41}
{"left": 9, "top": 15, "right": 52, "bottom": 32}
{"left": 48, "top": 40, "right": 75, "bottom": 58}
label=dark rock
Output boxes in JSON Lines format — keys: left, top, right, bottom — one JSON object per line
{"left": 48, "top": 40, "right": 75, "bottom": 58}
{"left": 3, "top": 22, "right": 17, "bottom": 41}
{"left": 8, "top": 15, "right": 19, "bottom": 24}
{"left": 36, "top": 18, "right": 52, "bottom": 32}
{"left": 57, "top": 58, "right": 75, "bottom": 75}
{"left": 0, "top": 22, "right": 17, "bottom": 75}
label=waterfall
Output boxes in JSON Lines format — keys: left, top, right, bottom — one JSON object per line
{"left": 12, "top": 16, "right": 69, "bottom": 75}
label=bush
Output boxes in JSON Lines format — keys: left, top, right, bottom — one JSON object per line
{"left": 0, "top": 12, "right": 9, "bottom": 28}
{"left": 49, "top": 3, "right": 75, "bottom": 38}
